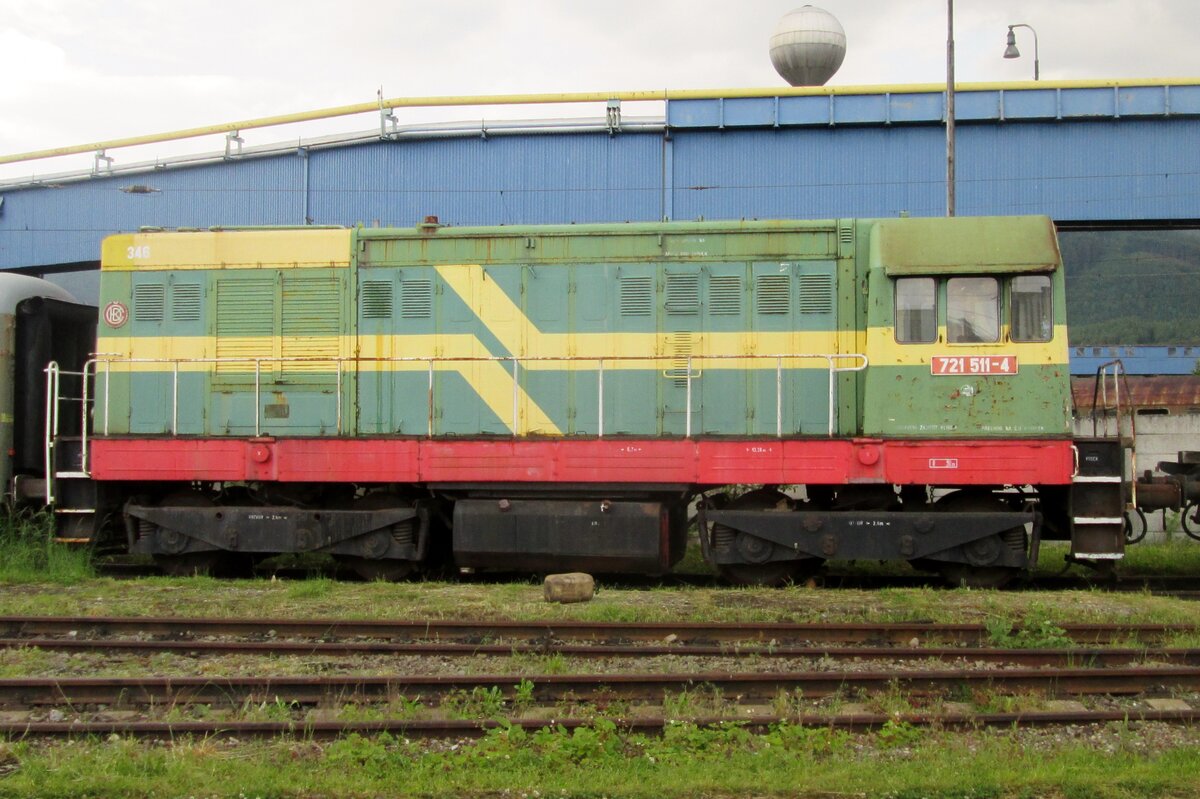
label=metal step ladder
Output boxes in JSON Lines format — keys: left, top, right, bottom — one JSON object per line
{"left": 1071, "top": 360, "right": 1134, "bottom": 562}
{"left": 44, "top": 361, "right": 98, "bottom": 544}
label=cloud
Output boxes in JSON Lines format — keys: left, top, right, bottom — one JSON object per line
{"left": 1, "top": 0, "right": 1198, "bottom": 178}
{"left": 0, "top": 29, "right": 73, "bottom": 101}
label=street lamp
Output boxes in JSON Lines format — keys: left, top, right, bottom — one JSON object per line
{"left": 1004, "top": 23, "right": 1040, "bottom": 80}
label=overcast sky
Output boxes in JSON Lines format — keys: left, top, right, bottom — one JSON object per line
{"left": 2, "top": 0, "right": 1198, "bottom": 179}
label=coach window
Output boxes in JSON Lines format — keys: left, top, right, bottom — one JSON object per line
{"left": 1010, "top": 275, "right": 1053, "bottom": 342}
{"left": 894, "top": 277, "right": 936, "bottom": 343}
{"left": 946, "top": 277, "right": 999, "bottom": 343}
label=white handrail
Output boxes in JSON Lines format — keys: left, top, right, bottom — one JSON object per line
{"left": 43, "top": 363, "right": 58, "bottom": 504}
{"left": 43, "top": 360, "right": 97, "bottom": 494}
{"left": 84, "top": 351, "right": 869, "bottom": 439}
{"left": 597, "top": 359, "right": 605, "bottom": 438}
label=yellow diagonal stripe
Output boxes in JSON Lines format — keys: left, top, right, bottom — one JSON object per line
{"left": 435, "top": 264, "right": 561, "bottom": 435}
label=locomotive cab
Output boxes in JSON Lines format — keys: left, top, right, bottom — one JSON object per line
{"left": 862, "top": 215, "right": 1072, "bottom": 440}
{"left": 855, "top": 216, "right": 1124, "bottom": 572}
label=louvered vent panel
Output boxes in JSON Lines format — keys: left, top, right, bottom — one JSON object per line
{"left": 708, "top": 275, "right": 742, "bottom": 316}
{"left": 664, "top": 273, "right": 700, "bottom": 315}
{"left": 361, "top": 280, "right": 394, "bottom": 319}
{"left": 171, "top": 284, "right": 202, "bottom": 322}
{"left": 667, "top": 332, "right": 694, "bottom": 388}
{"left": 755, "top": 275, "right": 791, "bottom": 315}
{"left": 282, "top": 276, "right": 340, "bottom": 374}
{"left": 400, "top": 280, "right": 432, "bottom": 319}
{"left": 838, "top": 223, "right": 855, "bottom": 246}
{"left": 133, "top": 284, "right": 165, "bottom": 323}
{"left": 215, "top": 279, "right": 274, "bottom": 373}
{"left": 619, "top": 277, "right": 653, "bottom": 316}
{"left": 798, "top": 274, "right": 834, "bottom": 314}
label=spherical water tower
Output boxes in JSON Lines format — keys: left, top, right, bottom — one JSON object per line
{"left": 769, "top": 5, "right": 847, "bottom": 86}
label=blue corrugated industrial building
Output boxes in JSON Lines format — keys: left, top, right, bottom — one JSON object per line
{"left": 1070, "top": 346, "right": 1200, "bottom": 376}
{"left": 1, "top": 81, "right": 1199, "bottom": 280}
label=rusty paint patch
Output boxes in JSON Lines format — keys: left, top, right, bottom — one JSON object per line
{"left": 1072, "top": 375, "right": 1200, "bottom": 412}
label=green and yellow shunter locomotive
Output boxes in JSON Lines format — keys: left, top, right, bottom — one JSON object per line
{"left": 47, "top": 214, "right": 1127, "bottom": 585}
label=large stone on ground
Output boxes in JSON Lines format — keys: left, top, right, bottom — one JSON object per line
{"left": 543, "top": 572, "right": 595, "bottom": 604}
{"left": 1146, "top": 698, "right": 1192, "bottom": 711}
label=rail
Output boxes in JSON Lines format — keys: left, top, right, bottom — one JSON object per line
{"left": 59, "top": 352, "right": 867, "bottom": 468}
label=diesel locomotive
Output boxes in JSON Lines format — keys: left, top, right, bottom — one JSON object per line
{"left": 36, "top": 215, "right": 1129, "bottom": 586}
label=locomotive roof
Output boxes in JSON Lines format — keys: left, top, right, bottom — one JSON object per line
{"left": 99, "top": 215, "right": 1060, "bottom": 273}
{"left": 871, "top": 216, "right": 1061, "bottom": 276}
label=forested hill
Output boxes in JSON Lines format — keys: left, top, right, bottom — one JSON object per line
{"left": 1058, "top": 230, "right": 1200, "bottom": 345}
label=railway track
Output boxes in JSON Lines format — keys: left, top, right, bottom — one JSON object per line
{"left": 9, "top": 708, "right": 1200, "bottom": 740}
{"left": 6, "top": 636, "right": 1200, "bottom": 666}
{"left": 1, "top": 615, "right": 1192, "bottom": 645}
{"left": 4, "top": 666, "right": 1200, "bottom": 707}
{"left": 4, "top": 614, "right": 1200, "bottom": 740}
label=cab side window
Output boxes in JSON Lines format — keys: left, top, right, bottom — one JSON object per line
{"left": 894, "top": 277, "right": 936, "bottom": 343}
{"left": 946, "top": 277, "right": 999, "bottom": 343}
{"left": 1010, "top": 275, "right": 1053, "bottom": 342}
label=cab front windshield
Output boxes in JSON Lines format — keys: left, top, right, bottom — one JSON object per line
{"left": 893, "top": 274, "right": 1052, "bottom": 343}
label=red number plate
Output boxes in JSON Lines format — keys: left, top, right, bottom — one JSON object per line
{"left": 930, "top": 355, "right": 1018, "bottom": 375}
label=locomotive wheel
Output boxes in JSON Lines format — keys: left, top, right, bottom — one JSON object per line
{"left": 1182, "top": 502, "right": 1200, "bottom": 541}
{"left": 713, "top": 488, "right": 823, "bottom": 587}
{"left": 1124, "top": 508, "right": 1148, "bottom": 545}
{"left": 927, "top": 490, "right": 1024, "bottom": 589}
{"left": 333, "top": 492, "right": 421, "bottom": 582}
{"left": 151, "top": 491, "right": 222, "bottom": 577}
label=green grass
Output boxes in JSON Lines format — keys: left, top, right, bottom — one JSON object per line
{"left": 1119, "top": 538, "right": 1200, "bottom": 576}
{"left": 670, "top": 531, "right": 716, "bottom": 575}
{"left": 0, "top": 572, "right": 1195, "bottom": 627}
{"left": 0, "top": 512, "right": 93, "bottom": 584}
{"left": 0, "top": 525, "right": 1198, "bottom": 627}
{"left": 0, "top": 724, "right": 1198, "bottom": 798}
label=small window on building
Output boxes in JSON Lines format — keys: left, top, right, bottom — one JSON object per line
{"left": 947, "top": 277, "right": 999, "bottom": 343}
{"left": 894, "top": 277, "right": 936, "bottom": 343}
{"left": 1011, "top": 275, "right": 1052, "bottom": 342}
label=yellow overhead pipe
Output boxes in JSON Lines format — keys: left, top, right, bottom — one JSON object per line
{"left": 2, "top": 78, "right": 1197, "bottom": 167}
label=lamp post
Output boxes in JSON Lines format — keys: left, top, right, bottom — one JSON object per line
{"left": 1004, "top": 23, "right": 1040, "bottom": 80}
{"left": 946, "top": 0, "right": 955, "bottom": 216}
{"left": 945, "top": 0, "right": 955, "bottom": 214}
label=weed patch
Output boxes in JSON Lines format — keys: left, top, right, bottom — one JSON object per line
{"left": 443, "top": 686, "right": 507, "bottom": 720}
{"left": 0, "top": 512, "right": 93, "bottom": 584}
{"left": 985, "top": 606, "right": 1073, "bottom": 649}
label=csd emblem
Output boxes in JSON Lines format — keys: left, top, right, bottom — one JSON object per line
{"left": 103, "top": 301, "right": 129, "bottom": 328}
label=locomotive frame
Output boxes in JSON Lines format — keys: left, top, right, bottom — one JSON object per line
{"left": 38, "top": 215, "right": 1128, "bottom": 586}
